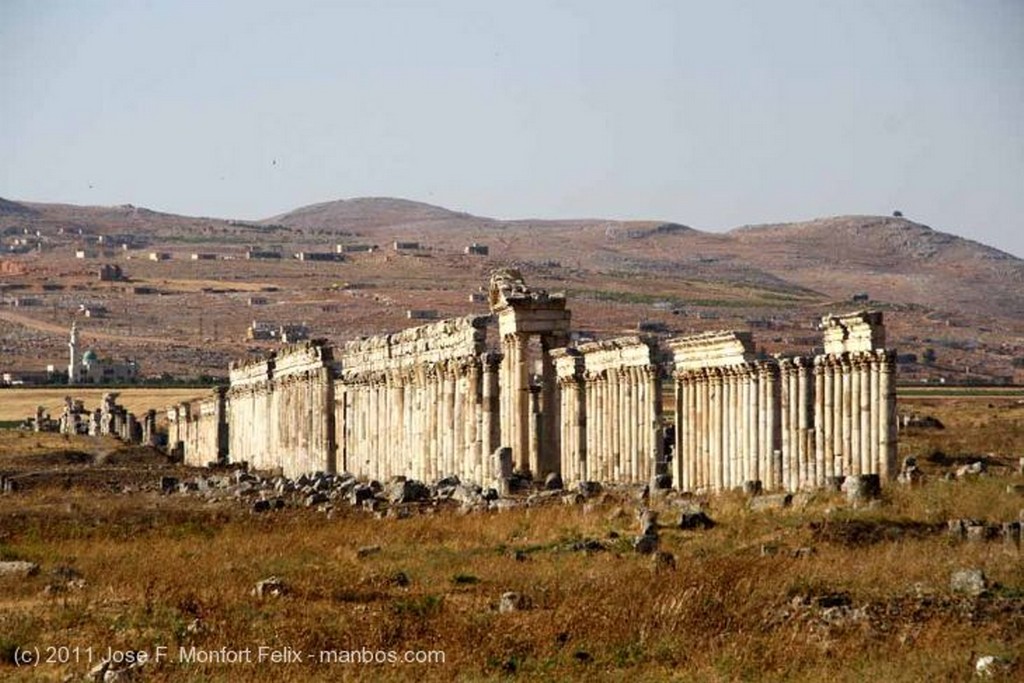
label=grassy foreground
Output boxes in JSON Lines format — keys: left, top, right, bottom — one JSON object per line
{"left": 0, "top": 400, "right": 1022, "bottom": 682}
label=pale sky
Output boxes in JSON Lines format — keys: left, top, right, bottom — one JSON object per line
{"left": 2, "top": 1, "right": 1022, "bottom": 256}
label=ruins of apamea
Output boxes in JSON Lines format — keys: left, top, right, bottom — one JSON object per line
{"left": 166, "top": 269, "right": 897, "bottom": 494}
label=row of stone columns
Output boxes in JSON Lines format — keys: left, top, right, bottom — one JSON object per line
{"left": 673, "top": 349, "right": 898, "bottom": 493}
{"left": 816, "top": 349, "right": 896, "bottom": 482}
{"left": 227, "top": 383, "right": 274, "bottom": 470}
{"left": 778, "top": 357, "right": 814, "bottom": 491}
{"left": 674, "top": 362, "right": 779, "bottom": 493}
{"left": 268, "top": 371, "right": 332, "bottom": 475}
{"left": 339, "top": 354, "right": 501, "bottom": 484}
{"left": 578, "top": 366, "right": 661, "bottom": 483}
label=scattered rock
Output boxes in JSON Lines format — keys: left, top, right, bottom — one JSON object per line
{"left": 956, "top": 461, "right": 987, "bottom": 478}
{"left": 356, "top": 545, "right": 382, "bottom": 558}
{"left": 633, "top": 534, "right": 659, "bottom": 554}
{"left": 901, "top": 414, "right": 944, "bottom": 429}
{"left": 499, "top": 591, "right": 532, "bottom": 613}
{"left": 975, "top": 655, "right": 1013, "bottom": 678}
{"left": 160, "top": 476, "right": 178, "bottom": 494}
{"left": 638, "top": 509, "right": 658, "bottom": 536}
{"left": 577, "top": 481, "right": 603, "bottom": 498}
{"left": 898, "top": 457, "right": 924, "bottom": 486}
{"left": 544, "top": 472, "right": 564, "bottom": 490}
{"left": 842, "top": 474, "right": 881, "bottom": 504}
{"left": 678, "top": 510, "right": 715, "bottom": 530}
{"left": 748, "top": 493, "right": 792, "bottom": 512}
{"left": 386, "top": 478, "right": 430, "bottom": 504}
{"left": 252, "top": 576, "right": 286, "bottom": 598}
{"left": 950, "top": 569, "right": 987, "bottom": 596}
{"left": 0, "top": 560, "right": 40, "bottom": 577}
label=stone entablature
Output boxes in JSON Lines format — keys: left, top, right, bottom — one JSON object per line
{"left": 339, "top": 316, "right": 489, "bottom": 375}
{"left": 821, "top": 311, "right": 885, "bottom": 355}
{"left": 667, "top": 330, "right": 755, "bottom": 371}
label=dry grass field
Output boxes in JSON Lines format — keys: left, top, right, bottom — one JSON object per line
{"left": 0, "top": 388, "right": 209, "bottom": 423}
{"left": 0, "top": 398, "right": 1022, "bottom": 682}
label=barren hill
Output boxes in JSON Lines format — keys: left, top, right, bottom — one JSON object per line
{"left": 727, "top": 216, "right": 1024, "bottom": 318}
{"left": 1, "top": 196, "right": 1021, "bottom": 383}
{"left": 262, "top": 197, "right": 490, "bottom": 233}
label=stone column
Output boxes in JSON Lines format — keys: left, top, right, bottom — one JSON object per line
{"left": 822, "top": 358, "right": 834, "bottom": 480}
{"left": 796, "top": 358, "right": 810, "bottom": 489}
{"left": 528, "top": 385, "right": 542, "bottom": 476}
{"left": 588, "top": 375, "right": 598, "bottom": 482}
{"left": 879, "top": 350, "right": 896, "bottom": 481}
{"left": 840, "top": 354, "right": 852, "bottom": 476}
{"left": 608, "top": 368, "right": 620, "bottom": 481}
{"left": 710, "top": 369, "right": 723, "bottom": 491}
{"left": 622, "top": 368, "right": 630, "bottom": 481}
{"left": 758, "top": 364, "right": 770, "bottom": 488}
{"left": 722, "top": 368, "right": 733, "bottom": 489}
{"left": 746, "top": 368, "right": 757, "bottom": 483}
{"left": 673, "top": 374, "right": 685, "bottom": 490}
{"left": 858, "top": 354, "right": 872, "bottom": 476}
{"left": 697, "top": 372, "right": 707, "bottom": 490}
{"left": 869, "top": 355, "right": 881, "bottom": 477}
{"left": 813, "top": 358, "right": 825, "bottom": 486}
{"left": 510, "top": 333, "right": 530, "bottom": 473}
{"left": 481, "top": 353, "right": 500, "bottom": 478}
{"left": 540, "top": 335, "right": 562, "bottom": 477}
{"left": 849, "top": 355, "right": 861, "bottom": 475}
{"left": 779, "top": 361, "right": 791, "bottom": 491}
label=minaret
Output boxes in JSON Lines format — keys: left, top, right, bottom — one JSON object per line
{"left": 68, "top": 322, "right": 78, "bottom": 385}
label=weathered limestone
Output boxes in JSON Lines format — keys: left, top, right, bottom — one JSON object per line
{"left": 670, "top": 312, "right": 896, "bottom": 494}
{"left": 670, "top": 332, "right": 768, "bottom": 493}
{"left": 169, "top": 387, "right": 229, "bottom": 467}
{"left": 489, "top": 268, "right": 570, "bottom": 479}
{"left": 555, "top": 337, "right": 661, "bottom": 485}
{"left": 174, "top": 272, "right": 897, "bottom": 498}
{"left": 226, "top": 341, "right": 334, "bottom": 477}
{"left": 335, "top": 315, "right": 491, "bottom": 484}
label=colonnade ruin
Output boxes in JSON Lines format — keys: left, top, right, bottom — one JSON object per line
{"left": 167, "top": 269, "right": 897, "bottom": 495}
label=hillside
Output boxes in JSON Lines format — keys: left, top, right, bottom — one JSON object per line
{"left": 0, "top": 196, "right": 1021, "bottom": 384}
{"left": 727, "top": 216, "right": 1024, "bottom": 318}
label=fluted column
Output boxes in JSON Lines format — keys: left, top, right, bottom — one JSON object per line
{"left": 859, "top": 353, "right": 872, "bottom": 476}
{"left": 840, "top": 355, "right": 852, "bottom": 476}
{"left": 869, "top": 355, "right": 880, "bottom": 477}
{"left": 796, "top": 358, "right": 810, "bottom": 489}
{"left": 879, "top": 350, "right": 896, "bottom": 480}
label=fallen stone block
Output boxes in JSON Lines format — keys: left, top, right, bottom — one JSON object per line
{"left": 678, "top": 510, "right": 715, "bottom": 530}
{"left": 842, "top": 474, "right": 881, "bottom": 504}
{"left": 748, "top": 493, "right": 793, "bottom": 512}
{"left": 950, "top": 568, "right": 987, "bottom": 596}
{"left": 499, "top": 591, "right": 532, "bottom": 613}
{"left": 633, "top": 533, "right": 659, "bottom": 555}
{"left": 252, "top": 576, "right": 287, "bottom": 598}
{"left": 0, "top": 560, "right": 40, "bottom": 578}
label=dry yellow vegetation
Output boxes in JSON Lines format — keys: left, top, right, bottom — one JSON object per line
{"left": 0, "top": 388, "right": 208, "bottom": 423}
{"left": 0, "top": 398, "right": 1021, "bottom": 681}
